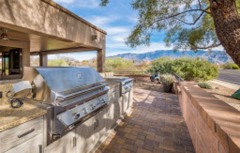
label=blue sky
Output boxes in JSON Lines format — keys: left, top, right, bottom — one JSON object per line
{"left": 52, "top": 0, "right": 223, "bottom": 60}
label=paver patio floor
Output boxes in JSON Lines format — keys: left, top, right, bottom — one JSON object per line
{"left": 98, "top": 87, "right": 195, "bottom": 153}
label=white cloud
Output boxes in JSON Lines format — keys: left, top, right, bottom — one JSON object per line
{"left": 105, "top": 27, "right": 130, "bottom": 35}
{"left": 49, "top": 52, "right": 97, "bottom": 61}
{"left": 212, "top": 45, "right": 224, "bottom": 51}
{"left": 106, "top": 42, "right": 174, "bottom": 56}
{"left": 87, "top": 16, "right": 119, "bottom": 27}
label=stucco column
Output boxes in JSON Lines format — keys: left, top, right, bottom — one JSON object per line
{"left": 97, "top": 49, "right": 105, "bottom": 72}
{"left": 40, "top": 52, "right": 48, "bottom": 67}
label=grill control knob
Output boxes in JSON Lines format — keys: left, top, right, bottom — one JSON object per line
{"left": 101, "top": 99, "right": 105, "bottom": 103}
{"left": 74, "top": 113, "right": 80, "bottom": 120}
{"left": 90, "top": 104, "right": 95, "bottom": 110}
{"left": 83, "top": 108, "right": 87, "bottom": 114}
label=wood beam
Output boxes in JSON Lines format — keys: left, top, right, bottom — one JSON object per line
{"left": 30, "top": 47, "right": 98, "bottom": 55}
{"left": 39, "top": 53, "right": 48, "bottom": 67}
{"left": 97, "top": 49, "right": 105, "bottom": 72}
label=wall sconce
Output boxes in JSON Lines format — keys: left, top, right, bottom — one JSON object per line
{"left": 92, "top": 35, "right": 98, "bottom": 41}
{"left": 0, "top": 29, "right": 9, "bottom": 41}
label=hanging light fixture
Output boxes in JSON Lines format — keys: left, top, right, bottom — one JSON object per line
{"left": 0, "top": 29, "right": 9, "bottom": 41}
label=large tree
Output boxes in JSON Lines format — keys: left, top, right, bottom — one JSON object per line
{"left": 101, "top": 0, "right": 240, "bottom": 66}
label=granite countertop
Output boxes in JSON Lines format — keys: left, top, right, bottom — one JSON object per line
{"left": 0, "top": 100, "right": 46, "bottom": 132}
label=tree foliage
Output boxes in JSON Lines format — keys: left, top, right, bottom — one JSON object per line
{"left": 101, "top": 0, "right": 240, "bottom": 51}
{"left": 105, "top": 57, "right": 136, "bottom": 72}
{"left": 223, "top": 62, "right": 240, "bottom": 70}
{"left": 48, "top": 59, "right": 69, "bottom": 67}
{"left": 148, "top": 57, "right": 218, "bottom": 81}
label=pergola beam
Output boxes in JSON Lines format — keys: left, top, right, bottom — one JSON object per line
{"left": 30, "top": 47, "right": 98, "bottom": 55}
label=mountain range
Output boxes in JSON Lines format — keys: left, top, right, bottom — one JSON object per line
{"left": 109, "top": 50, "right": 232, "bottom": 64}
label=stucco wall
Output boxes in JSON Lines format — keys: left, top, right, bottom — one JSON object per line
{"left": 0, "top": 0, "right": 106, "bottom": 49}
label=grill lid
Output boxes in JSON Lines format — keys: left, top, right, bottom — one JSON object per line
{"left": 35, "top": 67, "right": 104, "bottom": 92}
{"left": 22, "top": 67, "right": 106, "bottom": 104}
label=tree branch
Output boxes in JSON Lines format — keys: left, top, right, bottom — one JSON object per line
{"left": 197, "top": 0, "right": 202, "bottom": 9}
{"left": 191, "top": 43, "right": 221, "bottom": 50}
{"left": 174, "top": 10, "right": 205, "bottom": 25}
{"left": 152, "top": 7, "right": 211, "bottom": 26}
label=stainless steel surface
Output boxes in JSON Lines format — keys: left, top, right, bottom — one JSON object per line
{"left": 12, "top": 67, "right": 109, "bottom": 144}
{"left": 8, "top": 81, "right": 32, "bottom": 98}
{"left": 105, "top": 77, "right": 133, "bottom": 95}
{"left": 22, "top": 67, "right": 105, "bottom": 104}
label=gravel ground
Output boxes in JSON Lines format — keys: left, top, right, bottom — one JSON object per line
{"left": 203, "top": 82, "right": 240, "bottom": 111}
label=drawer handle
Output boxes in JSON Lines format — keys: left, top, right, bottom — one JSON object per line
{"left": 17, "top": 128, "right": 35, "bottom": 138}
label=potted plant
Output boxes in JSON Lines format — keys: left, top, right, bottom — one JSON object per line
{"left": 160, "top": 74, "right": 175, "bottom": 93}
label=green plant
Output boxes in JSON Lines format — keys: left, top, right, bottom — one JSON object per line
{"left": 223, "top": 63, "right": 239, "bottom": 70}
{"left": 160, "top": 74, "right": 175, "bottom": 93}
{"left": 160, "top": 74, "right": 175, "bottom": 85}
{"left": 105, "top": 57, "right": 136, "bottom": 72}
{"left": 198, "top": 82, "right": 212, "bottom": 89}
{"left": 148, "top": 57, "right": 219, "bottom": 81}
{"left": 48, "top": 59, "right": 69, "bottom": 66}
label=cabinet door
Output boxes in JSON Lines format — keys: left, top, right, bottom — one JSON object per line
{"left": 115, "top": 96, "right": 123, "bottom": 119}
{"left": 106, "top": 103, "right": 115, "bottom": 130}
{"left": 44, "top": 131, "right": 76, "bottom": 153}
{"left": 76, "top": 109, "right": 106, "bottom": 153}
{"left": 76, "top": 116, "right": 94, "bottom": 153}
{"left": 122, "top": 93, "right": 130, "bottom": 113}
{"left": 5, "top": 134, "right": 43, "bottom": 153}
{"left": 0, "top": 117, "right": 44, "bottom": 153}
{"left": 129, "top": 89, "right": 133, "bottom": 108}
{"left": 95, "top": 108, "right": 106, "bottom": 139}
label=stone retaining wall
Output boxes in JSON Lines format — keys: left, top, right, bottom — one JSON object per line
{"left": 176, "top": 82, "right": 240, "bottom": 153}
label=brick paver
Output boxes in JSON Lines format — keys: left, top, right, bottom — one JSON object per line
{"left": 98, "top": 87, "right": 195, "bottom": 153}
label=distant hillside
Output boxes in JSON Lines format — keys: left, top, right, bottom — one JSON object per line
{"left": 109, "top": 50, "right": 232, "bottom": 64}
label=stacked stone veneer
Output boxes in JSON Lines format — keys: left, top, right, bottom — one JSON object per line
{"left": 177, "top": 82, "right": 240, "bottom": 153}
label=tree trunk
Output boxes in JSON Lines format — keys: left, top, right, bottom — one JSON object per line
{"left": 210, "top": 0, "right": 240, "bottom": 66}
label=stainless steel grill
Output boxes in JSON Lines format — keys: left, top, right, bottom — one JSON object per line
{"left": 105, "top": 76, "right": 133, "bottom": 114}
{"left": 105, "top": 76, "right": 133, "bottom": 95}
{"left": 10, "top": 67, "right": 109, "bottom": 144}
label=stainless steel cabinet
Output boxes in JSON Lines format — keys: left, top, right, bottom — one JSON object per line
{"left": 76, "top": 109, "right": 106, "bottom": 153}
{"left": 106, "top": 87, "right": 120, "bottom": 130}
{"left": 122, "top": 89, "right": 133, "bottom": 114}
{"left": 122, "top": 92, "right": 130, "bottom": 113}
{"left": 0, "top": 117, "right": 44, "bottom": 153}
{"left": 76, "top": 116, "right": 94, "bottom": 153}
{"left": 106, "top": 102, "right": 116, "bottom": 130}
{"left": 44, "top": 131, "right": 76, "bottom": 153}
{"left": 5, "top": 134, "right": 43, "bottom": 153}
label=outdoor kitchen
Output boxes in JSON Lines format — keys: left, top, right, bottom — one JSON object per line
{"left": 0, "top": 0, "right": 134, "bottom": 153}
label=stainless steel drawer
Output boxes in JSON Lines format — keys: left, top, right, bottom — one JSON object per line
{"left": 5, "top": 134, "right": 43, "bottom": 153}
{"left": 0, "top": 117, "right": 44, "bottom": 153}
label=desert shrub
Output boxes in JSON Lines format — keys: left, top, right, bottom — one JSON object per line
{"left": 148, "top": 57, "right": 218, "bottom": 81}
{"left": 48, "top": 59, "right": 69, "bottom": 66}
{"left": 198, "top": 82, "right": 212, "bottom": 89}
{"left": 160, "top": 74, "right": 175, "bottom": 85}
{"left": 223, "top": 62, "right": 239, "bottom": 69}
{"left": 105, "top": 57, "right": 136, "bottom": 72}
